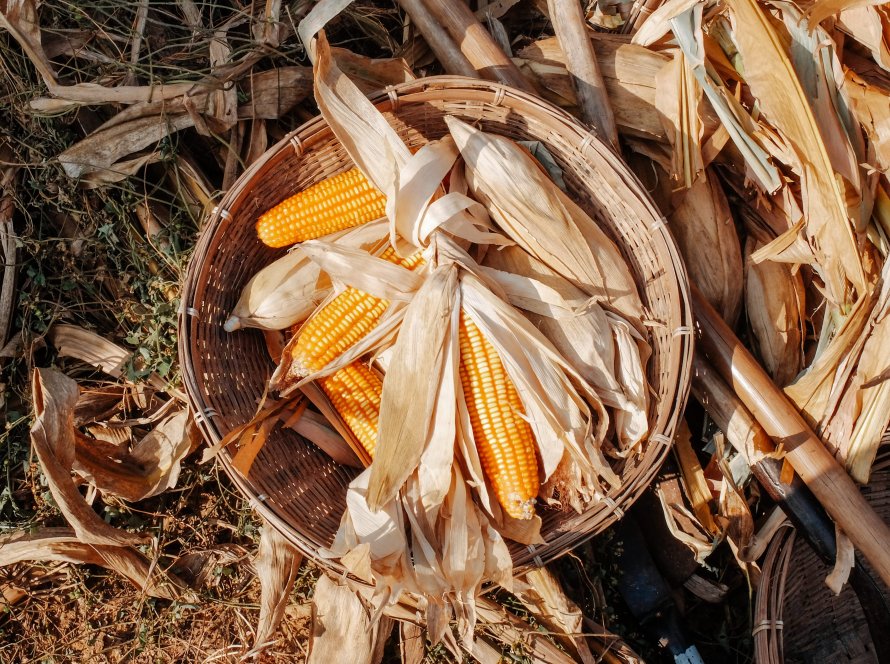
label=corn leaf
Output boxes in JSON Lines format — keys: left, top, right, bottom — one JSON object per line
{"left": 30, "top": 368, "right": 146, "bottom": 546}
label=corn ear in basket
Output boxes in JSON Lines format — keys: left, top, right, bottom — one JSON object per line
{"left": 256, "top": 167, "right": 386, "bottom": 248}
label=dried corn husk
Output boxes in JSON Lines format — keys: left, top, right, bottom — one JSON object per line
{"left": 820, "top": 258, "right": 890, "bottom": 482}
{"left": 283, "top": 1, "right": 650, "bottom": 649}
{"left": 838, "top": 5, "right": 890, "bottom": 73}
{"left": 225, "top": 220, "right": 387, "bottom": 332}
{"left": 446, "top": 116, "right": 644, "bottom": 325}
{"left": 666, "top": 5, "right": 783, "bottom": 194}
{"left": 514, "top": 35, "right": 670, "bottom": 141}
{"left": 844, "top": 69, "right": 890, "bottom": 174}
{"left": 655, "top": 48, "right": 703, "bottom": 188}
{"left": 744, "top": 236, "right": 806, "bottom": 388}
{"left": 725, "top": 0, "right": 865, "bottom": 304}
{"left": 669, "top": 171, "right": 743, "bottom": 324}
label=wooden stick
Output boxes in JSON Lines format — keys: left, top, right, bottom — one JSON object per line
{"left": 396, "top": 0, "right": 478, "bottom": 78}
{"left": 691, "top": 284, "right": 890, "bottom": 587}
{"left": 419, "top": 0, "right": 534, "bottom": 92}
{"left": 547, "top": 0, "right": 618, "bottom": 147}
{"left": 691, "top": 354, "right": 836, "bottom": 561}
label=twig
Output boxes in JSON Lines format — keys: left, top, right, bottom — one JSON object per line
{"left": 547, "top": 0, "right": 618, "bottom": 147}
{"left": 0, "top": 141, "right": 17, "bottom": 351}
{"left": 397, "top": 0, "right": 478, "bottom": 77}
{"left": 128, "top": 0, "right": 149, "bottom": 81}
{"left": 418, "top": 0, "right": 533, "bottom": 92}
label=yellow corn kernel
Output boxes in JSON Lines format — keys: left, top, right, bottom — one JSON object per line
{"left": 319, "top": 361, "right": 382, "bottom": 459}
{"left": 256, "top": 168, "right": 386, "bottom": 248}
{"left": 458, "top": 310, "right": 539, "bottom": 520}
{"left": 289, "top": 247, "right": 424, "bottom": 376}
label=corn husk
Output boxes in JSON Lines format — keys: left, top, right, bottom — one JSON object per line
{"left": 655, "top": 48, "right": 703, "bottom": 188}
{"left": 844, "top": 69, "right": 890, "bottom": 174}
{"left": 838, "top": 5, "right": 890, "bottom": 73}
{"left": 820, "top": 258, "right": 890, "bottom": 482}
{"left": 744, "top": 235, "right": 806, "bottom": 388}
{"left": 445, "top": 116, "right": 644, "bottom": 325}
{"left": 225, "top": 220, "right": 387, "bottom": 332}
{"left": 669, "top": 170, "right": 743, "bottom": 324}
{"left": 514, "top": 34, "right": 671, "bottom": 141}
{"left": 725, "top": 0, "right": 865, "bottom": 304}
{"left": 667, "top": 5, "right": 783, "bottom": 194}
{"left": 367, "top": 264, "right": 457, "bottom": 510}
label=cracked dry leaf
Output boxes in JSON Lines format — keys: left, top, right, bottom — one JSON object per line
{"left": 73, "top": 408, "right": 195, "bottom": 502}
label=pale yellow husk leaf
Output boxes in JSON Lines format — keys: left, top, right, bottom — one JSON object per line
{"left": 514, "top": 35, "right": 670, "bottom": 142}
{"left": 669, "top": 171, "right": 743, "bottom": 324}
{"left": 368, "top": 264, "right": 458, "bottom": 510}
{"left": 225, "top": 220, "right": 386, "bottom": 332}
{"left": 655, "top": 48, "right": 703, "bottom": 188}
{"left": 744, "top": 237, "right": 806, "bottom": 388}
{"left": 726, "top": 0, "right": 865, "bottom": 304}
{"left": 838, "top": 6, "right": 890, "bottom": 73}
{"left": 446, "top": 116, "right": 644, "bottom": 324}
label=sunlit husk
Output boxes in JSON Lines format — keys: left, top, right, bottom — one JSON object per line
{"left": 445, "top": 116, "right": 645, "bottom": 326}
{"left": 225, "top": 221, "right": 387, "bottom": 332}
{"left": 725, "top": 0, "right": 865, "bottom": 304}
{"left": 744, "top": 237, "right": 806, "bottom": 388}
{"left": 669, "top": 171, "right": 743, "bottom": 325}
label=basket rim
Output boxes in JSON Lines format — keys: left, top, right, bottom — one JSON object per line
{"left": 178, "top": 74, "right": 694, "bottom": 573}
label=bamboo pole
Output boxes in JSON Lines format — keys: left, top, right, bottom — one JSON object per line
{"left": 396, "top": 0, "right": 478, "bottom": 78}
{"left": 418, "top": 0, "right": 534, "bottom": 92}
{"left": 546, "top": 0, "right": 618, "bottom": 147}
{"left": 691, "top": 354, "right": 836, "bottom": 559}
{"left": 692, "top": 284, "right": 890, "bottom": 588}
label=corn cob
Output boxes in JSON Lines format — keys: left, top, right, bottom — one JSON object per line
{"left": 256, "top": 168, "right": 386, "bottom": 248}
{"left": 458, "top": 310, "right": 539, "bottom": 520}
{"left": 289, "top": 246, "right": 425, "bottom": 376}
{"left": 319, "top": 361, "right": 382, "bottom": 459}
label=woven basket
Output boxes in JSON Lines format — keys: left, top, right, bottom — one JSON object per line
{"left": 178, "top": 77, "right": 693, "bottom": 571}
{"left": 754, "top": 453, "right": 890, "bottom": 663}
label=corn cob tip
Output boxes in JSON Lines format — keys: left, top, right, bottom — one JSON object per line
{"left": 507, "top": 495, "right": 537, "bottom": 521}
{"left": 223, "top": 316, "right": 241, "bottom": 332}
